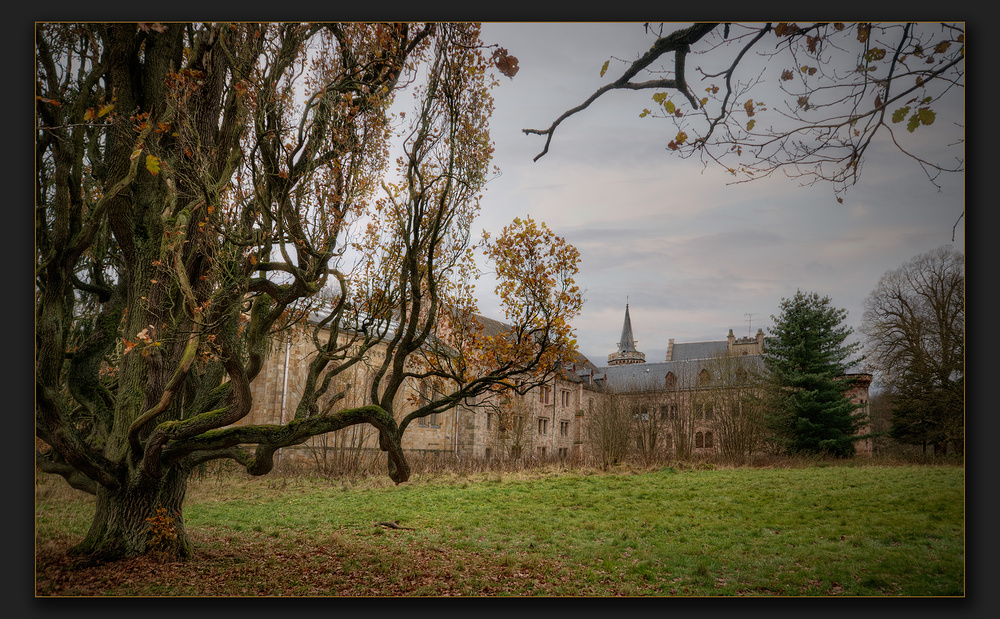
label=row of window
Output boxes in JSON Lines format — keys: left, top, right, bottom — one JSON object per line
{"left": 417, "top": 412, "right": 440, "bottom": 427}
{"left": 535, "top": 418, "right": 571, "bottom": 436}
{"left": 538, "top": 386, "right": 573, "bottom": 407}
{"left": 664, "top": 368, "right": 749, "bottom": 389}
{"left": 637, "top": 402, "right": 745, "bottom": 421}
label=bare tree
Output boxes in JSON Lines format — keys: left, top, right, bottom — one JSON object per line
{"left": 861, "top": 245, "right": 964, "bottom": 456}
{"left": 702, "top": 351, "right": 767, "bottom": 464}
{"left": 484, "top": 393, "right": 534, "bottom": 461}
{"left": 586, "top": 389, "right": 632, "bottom": 468}
{"left": 663, "top": 368, "right": 698, "bottom": 460}
{"left": 524, "top": 23, "right": 964, "bottom": 207}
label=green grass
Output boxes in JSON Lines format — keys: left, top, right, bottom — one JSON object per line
{"left": 35, "top": 464, "right": 964, "bottom": 596}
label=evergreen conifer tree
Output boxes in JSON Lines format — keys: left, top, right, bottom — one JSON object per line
{"left": 763, "top": 290, "right": 865, "bottom": 457}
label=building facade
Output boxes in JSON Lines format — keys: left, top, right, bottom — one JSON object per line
{"left": 240, "top": 304, "right": 871, "bottom": 464}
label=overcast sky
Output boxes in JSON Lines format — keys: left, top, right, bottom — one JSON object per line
{"left": 467, "top": 22, "right": 965, "bottom": 368}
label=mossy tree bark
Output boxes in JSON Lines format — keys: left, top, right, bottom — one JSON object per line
{"left": 72, "top": 468, "right": 193, "bottom": 561}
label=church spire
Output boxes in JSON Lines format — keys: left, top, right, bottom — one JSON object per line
{"left": 607, "top": 302, "right": 646, "bottom": 366}
{"left": 618, "top": 303, "right": 637, "bottom": 353}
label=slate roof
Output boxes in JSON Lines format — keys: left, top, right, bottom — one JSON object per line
{"left": 669, "top": 340, "right": 729, "bottom": 361}
{"left": 594, "top": 355, "right": 766, "bottom": 393}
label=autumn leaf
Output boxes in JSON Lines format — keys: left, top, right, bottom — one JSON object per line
{"left": 138, "top": 23, "right": 168, "bottom": 33}
{"left": 864, "top": 48, "right": 886, "bottom": 63}
{"left": 600, "top": 60, "right": 610, "bottom": 78}
{"left": 906, "top": 108, "right": 936, "bottom": 132}
{"left": 857, "top": 23, "right": 871, "bottom": 43}
{"left": 744, "top": 99, "right": 755, "bottom": 117}
{"left": 84, "top": 108, "right": 96, "bottom": 121}
{"left": 781, "top": 69, "right": 794, "bottom": 81}
{"left": 145, "top": 154, "right": 161, "bottom": 176}
{"left": 492, "top": 48, "right": 519, "bottom": 78}
{"left": 774, "top": 23, "right": 800, "bottom": 37}
{"left": 891, "top": 106, "right": 910, "bottom": 123}
{"left": 746, "top": 120, "right": 756, "bottom": 131}
{"left": 99, "top": 103, "right": 115, "bottom": 117}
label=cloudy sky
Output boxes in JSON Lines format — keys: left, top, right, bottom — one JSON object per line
{"left": 466, "top": 22, "right": 965, "bottom": 367}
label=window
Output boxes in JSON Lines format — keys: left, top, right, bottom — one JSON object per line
{"left": 699, "top": 369, "right": 710, "bottom": 386}
{"left": 696, "top": 431, "right": 705, "bottom": 448}
{"left": 537, "top": 418, "right": 549, "bottom": 435}
{"left": 539, "top": 385, "right": 551, "bottom": 404}
{"left": 561, "top": 390, "right": 570, "bottom": 407}
{"left": 558, "top": 447, "right": 568, "bottom": 459}
{"left": 537, "top": 446, "right": 547, "bottom": 457}
{"left": 511, "top": 446, "right": 522, "bottom": 459}
{"left": 484, "top": 447, "right": 492, "bottom": 459}
{"left": 560, "top": 421, "right": 570, "bottom": 437}
{"left": 633, "top": 405, "right": 649, "bottom": 422}
{"left": 695, "top": 404, "right": 703, "bottom": 420}
{"left": 486, "top": 412, "right": 493, "bottom": 431}
{"left": 704, "top": 403, "right": 714, "bottom": 420}
{"left": 429, "top": 412, "right": 440, "bottom": 428}
{"left": 418, "top": 415, "right": 428, "bottom": 427}
{"left": 705, "top": 431, "right": 714, "bottom": 448}
{"left": 665, "top": 372, "right": 676, "bottom": 389}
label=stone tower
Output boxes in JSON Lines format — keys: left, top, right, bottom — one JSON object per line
{"left": 607, "top": 303, "right": 646, "bottom": 366}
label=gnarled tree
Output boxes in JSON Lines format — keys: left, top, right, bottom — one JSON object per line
{"left": 35, "top": 22, "right": 582, "bottom": 561}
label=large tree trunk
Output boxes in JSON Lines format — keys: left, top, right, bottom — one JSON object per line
{"left": 71, "top": 467, "right": 192, "bottom": 561}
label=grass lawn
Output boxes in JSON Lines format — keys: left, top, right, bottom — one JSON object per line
{"left": 35, "top": 463, "right": 965, "bottom": 596}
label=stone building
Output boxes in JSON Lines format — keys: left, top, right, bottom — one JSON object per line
{"left": 589, "top": 305, "right": 872, "bottom": 457}
{"left": 238, "top": 313, "right": 606, "bottom": 464}
{"left": 240, "top": 303, "right": 871, "bottom": 465}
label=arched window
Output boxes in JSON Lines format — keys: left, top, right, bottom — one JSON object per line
{"left": 705, "top": 431, "right": 714, "bottom": 448}
{"left": 695, "top": 431, "right": 705, "bottom": 448}
{"left": 699, "top": 369, "right": 710, "bottom": 386}
{"left": 665, "top": 372, "right": 676, "bottom": 389}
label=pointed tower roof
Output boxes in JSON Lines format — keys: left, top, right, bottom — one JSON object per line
{"left": 607, "top": 302, "right": 645, "bottom": 365}
{"left": 618, "top": 303, "right": 637, "bottom": 353}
